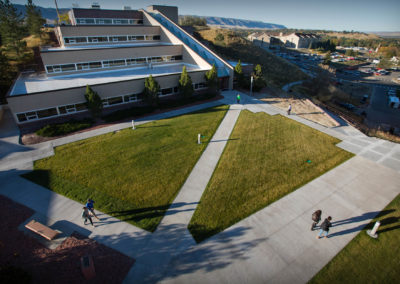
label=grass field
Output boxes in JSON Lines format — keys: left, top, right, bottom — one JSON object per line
{"left": 23, "top": 105, "right": 228, "bottom": 232}
{"left": 188, "top": 110, "right": 353, "bottom": 242}
{"left": 310, "top": 193, "right": 400, "bottom": 283}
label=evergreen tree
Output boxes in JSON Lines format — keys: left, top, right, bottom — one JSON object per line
{"left": 25, "top": 0, "right": 45, "bottom": 37}
{"left": 0, "top": 49, "right": 12, "bottom": 103}
{"left": 143, "top": 75, "right": 160, "bottom": 107}
{"left": 84, "top": 85, "right": 103, "bottom": 118}
{"left": 205, "top": 64, "right": 219, "bottom": 96}
{"left": 0, "top": 0, "right": 25, "bottom": 47}
{"left": 178, "top": 66, "right": 194, "bottom": 100}
{"left": 252, "top": 64, "right": 266, "bottom": 92}
{"left": 234, "top": 60, "right": 245, "bottom": 87}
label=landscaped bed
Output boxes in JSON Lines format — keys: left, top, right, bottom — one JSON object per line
{"left": 0, "top": 195, "right": 134, "bottom": 284}
{"left": 189, "top": 110, "right": 353, "bottom": 242}
{"left": 23, "top": 105, "right": 228, "bottom": 232}
{"left": 310, "top": 193, "right": 400, "bottom": 283}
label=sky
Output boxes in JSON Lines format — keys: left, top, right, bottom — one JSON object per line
{"left": 10, "top": 0, "right": 400, "bottom": 32}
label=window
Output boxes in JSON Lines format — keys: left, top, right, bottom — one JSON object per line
{"left": 127, "top": 35, "right": 137, "bottom": 41}
{"left": 136, "top": 57, "right": 147, "bottom": 64}
{"left": 138, "top": 20, "right": 143, "bottom": 24}
{"left": 136, "top": 35, "right": 145, "bottom": 41}
{"left": 61, "top": 64, "right": 76, "bottom": 72}
{"left": 46, "top": 66, "right": 54, "bottom": 73}
{"left": 84, "top": 18, "right": 95, "bottom": 24}
{"left": 173, "top": 55, "right": 183, "bottom": 61}
{"left": 76, "top": 63, "right": 89, "bottom": 70}
{"left": 119, "top": 19, "right": 129, "bottom": 24}
{"left": 96, "top": 19, "right": 105, "bottom": 24}
{"left": 58, "top": 102, "right": 87, "bottom": 114}
{"left": 110, "top": 36, "right": 127, "bottom": 42}
{"left": 16, "top": 113, "right": 27, "bottom": 122}
{"left": 153, "top": 35, "right": 161, "bottom": 40}
{"left": 89, "top": 62, "right": 102, "bottom": 69}
{"left": 126, "top": 58, "right": 136, "bottom": 65}
{"left": 37, "top": 108, "right": 57, "bottom": 119}
{"left": 151, "top": 57, "right": 163, "bottom": 63}
{"left": 102, "top": 96, "right": 123, "bottom": 106}
{"left": 174, "top": 87, "right": 178, "bottom": 93}
{"left": 160, "top": 88, "right": 173, "bottom": 96}
{"left": 124, "top": 94, "right": 138, "bottom": 102}
{"left": 75, "top": 103, "right": 87, "bottom": 111}
{"left": 103, "top": 60, "right": 126, "bottom": 68}
{"left": 88, "top": 37, "right": 108, "bottom": 43}
{"left": 113, "top": 20, "right": 121, "bottom": 24}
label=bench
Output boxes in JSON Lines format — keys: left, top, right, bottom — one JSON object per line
{"left": 25, "top": 220, "right": 60, "bottom": 240}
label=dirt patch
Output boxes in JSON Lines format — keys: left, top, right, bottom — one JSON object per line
{"left": 21, "top": 95, "right": 223, "bottom": 145}
{"left": 0, "top": 195, "right": 134, "bottom": 284}
{"left": 252, "top": 86, "right": 340, "bottom": 127}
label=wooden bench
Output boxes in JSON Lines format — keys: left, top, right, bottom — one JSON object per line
{"left": 25, "top": 220, "right": 60, "bottom": 240}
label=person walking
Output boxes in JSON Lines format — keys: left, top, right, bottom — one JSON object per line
{"left": 82, "top": 207, "right": 95, "bottom": 227}
{"left": 236, "top": 93, "right": 241, "bottom": 104}
{"left": 287, "top": 103, "right": 292, "bottom": 115}
{"left": 311, "top": 210, "right": 322, "bottom": 231}
{"left": 86, "top": 199, "right": 100, "bottom": 220}
{"left": 317, "top": 216, "right": 332, "bottom": 239}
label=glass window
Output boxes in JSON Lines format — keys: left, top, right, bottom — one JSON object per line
{"left": 26, "top": 112, "right": 37, "bottom": 120}
{"left": 17, "top": 113, "right": 27, "bottom": 122}
{"left": 88, "top": 37, "right": 108, "bottom": 43}
{"left": 77, "top": 19, "right": 86, "bottom": 24}
{"left": 46, "top": 66, "right": 54, "bottom": 73}
{"left": 58, "top": 106, "right": 66, "bottom": 114}
{"left": 61, "top": 64, "right": 76, "bottom": 72}
{"left": 151, "top": 57, "right": 163, "bottom": 63}
{"left": 96, "top": 19, "right": 105, "bottom": 24}
{"left": 65, "top": 104, "right": 76, "bottom": 113}
{"left": 126, "top": 58, "right": 136, "bottom": 65}
{"left": 107, "top": 96, "right": 123, "bottom": 105}
{"left": 75, "top": 103, "right": 87, "bottom": 111}
{"left": 129, "top": 20, "right": 134, "bottom": 24}
{"left": 65, "top": 38, "right": 76, "bottom": 44}
{"left": 110, "top": 36, "right": 127, "bottom": 42}
{"left": 161, "top": 88, "right": 173, "bottom": 96}
{"left": 173, "top": 55, "right": 183, "bottom": 61}
{"left": 127, "top": 35, "right": 137, "bottom": 41}
{"left": 37, "top": 108, "right": 57, "bottom": 119}
{"left": 84, "top": 18, "right": 95, "bottom": 24}
{"left": 89, "top": 62, "right": 102, "bottom": 69}
{"left": 120, "top": 19, "right": 129, "bottom": 24}
{"left": 136, "top": 57, "right": 147, "bottom": 64}
{"left": 124, "top": 94, "right": 138, "bottom": 102}
{"left": 110, "top": 60, "right": 125, "bottom": 67}
{"left": 113, "top": 20, "right": 121, "bottom": 24}
{"left": 153, "top": 35, "right": 161, "bottom": 40}
{"left": 76, "top": 63, "right": 89, "bottom": 70}
{"left": 138, "top": 20, "right": 143, "bottom": 24}
{"left": 136, "top": 35, "right": 144, "bottom": 40}
{"left": 174, "top": 87, "right": 178, "bottom": 93}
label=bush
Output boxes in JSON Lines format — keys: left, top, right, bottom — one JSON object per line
{"left": 35, "top": 118, "right": 93, "bottom": 137}
{"left": 102, "top": 106, "right": 154, "bottom": 123}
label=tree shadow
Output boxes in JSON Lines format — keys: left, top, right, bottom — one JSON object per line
{"left": 136, "top": 124, "right": 171, "bottom": 129}
{"left": 377, "top": 216, "right": 400, "bottom": 234}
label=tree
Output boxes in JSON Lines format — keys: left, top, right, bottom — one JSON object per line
{"left": 345, "top": 49, "right": 357, "bottom": 57}
{"left": 143, "top": 75, "right": 160, "bottom": 107}
{"left": 205, "top": 64, "right": 219, "bottom": 96}
{"left": 0, "top": 49, "right": 12, "bottom": 103}
{"left": 252, "top": 64, "right": 266, "bottom": 92}
{"left": 84, "top": 85, "right": 103, "bottom": 118}
{"left": 377, "top": 58, "right": 391, "bottom": 69}
{"left": 0, "top": 0, "right": 25, "bottom": 52}
{"left": 178, "top": 66, "right": 194, "bottom": 100}
{"left": 25, "top": 0, "right": 45, "bottom": 37}
{"left": 234, "top": 60, "right": 245, "bottom": 87}
{"left": 215, "top": 33, "right": 224, "bottom": 42}
{"left": 323, "top": 51, "right": 331, "bottom": 65}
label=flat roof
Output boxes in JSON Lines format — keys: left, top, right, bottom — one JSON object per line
{"left": 71, "top": 8, "right": 143, "bottom": 19}
{"left": 41, "top": 42, "right": 175, "bottom": 52}
{"left": 10, "top": 63, "right": 209, "bottom": 96}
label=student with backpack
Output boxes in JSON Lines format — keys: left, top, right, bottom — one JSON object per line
{"left": 311, "top": 210, "right": 322, "bottom": 231}
{"left": 317, "top": 216, "right": 332, "bottom": 239}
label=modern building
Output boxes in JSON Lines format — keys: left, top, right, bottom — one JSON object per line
{"left": 247, "top": 32, "right": 281, "bottom": 49}
{"left": 7, "top": 5, "right": 233, "bottom": 126}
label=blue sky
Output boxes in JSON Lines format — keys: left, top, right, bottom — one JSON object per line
{"left": 11, "top": 0, "right": 400, "bottom": 32}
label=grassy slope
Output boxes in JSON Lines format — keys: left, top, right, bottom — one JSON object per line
{"left": 197, "top": 28, "right": 308, "bottom": 87}
{"left": 310, "top": 193, "right": 400, "bottom": 283}
{"left": 189, "top": 110, "right": 353, "bottom": 242}
{"left": 23, "top": 105, "right": 228, "bottom": 232}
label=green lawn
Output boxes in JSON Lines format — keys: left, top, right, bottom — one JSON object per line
{"left": 310, "top": 194, "right": 400, "bottom": 283}
{"left": 23, "top": 105, "right": 228, "bottom": 232}
{"left": 188, "top": 110, "right": 353, "bottom": 242}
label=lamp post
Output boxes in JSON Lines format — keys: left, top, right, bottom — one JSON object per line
{"left": 250, "top": 76, "right": 254, "bottom": 96}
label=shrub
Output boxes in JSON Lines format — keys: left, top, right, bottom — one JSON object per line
{"left": 35, "top": 118, "right": 93, "bottom": 137}
{"left": 102, "top": 106, "right": 154, "bottom": 123}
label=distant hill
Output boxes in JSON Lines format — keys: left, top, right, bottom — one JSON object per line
{"left": 203, "top": 16, "right": 286, "bottom": 30}
{"left": 13, "top": 4, "right": 69, "bottom": 20}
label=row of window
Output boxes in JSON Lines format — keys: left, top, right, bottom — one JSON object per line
{"left": 64, "top": 34, "right": 160, "bottom": 44}
{"left": 46, "top": 55, "right": 183, "bottom": 74}
{"left": 16, "top": 83, "right": 208, "bottom": 123}
{"left": 76, "top": 18, "right": 143, "bottom": 25}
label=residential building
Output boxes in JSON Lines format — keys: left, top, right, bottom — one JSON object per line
{"left": 248, "top": 32, "right": 320, "bottom": 49}
{"left": 7, "top": 5, "right": 233, "bottom": 126}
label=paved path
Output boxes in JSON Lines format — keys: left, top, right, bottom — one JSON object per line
{"left": 1, "top": 91, "right": 400, "bottom": 284}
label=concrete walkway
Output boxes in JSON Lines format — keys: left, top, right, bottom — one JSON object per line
{"left": 1, "top": 90, "right": 400, "bottom": 284}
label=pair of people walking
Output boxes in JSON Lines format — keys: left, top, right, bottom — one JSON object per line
{"left": 311, "top": 209, "right": 332, "bottom": 239}
{"left": 81, "top": 199, "right": 100, "bottom": 227}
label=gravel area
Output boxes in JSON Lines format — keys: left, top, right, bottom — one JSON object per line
{"left": 0, "top": 195, "right": 135, "bottom": 284}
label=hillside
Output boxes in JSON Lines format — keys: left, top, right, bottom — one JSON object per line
{"left": 13, "top": 4, "right": 69, "bottom": 20}
{"left": 196, "top": 28, "right": 308, "bottom": 87}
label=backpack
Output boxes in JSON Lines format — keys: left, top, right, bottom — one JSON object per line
{"left": 312, "top": 212, "right": 319, "bottom": 222}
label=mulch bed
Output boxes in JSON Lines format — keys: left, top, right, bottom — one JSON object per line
{"left": 21, "top": 95, "right": 223, "bottom": 145}
{"left": 0, "top": 195, "right": 135, "bottom": 284}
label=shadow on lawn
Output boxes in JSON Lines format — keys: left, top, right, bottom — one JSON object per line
{"left": 328, "top": 209, "right": 396, "bottom": 238}
{"left": 136, "top": 124, "right": 171, "bottom": 129}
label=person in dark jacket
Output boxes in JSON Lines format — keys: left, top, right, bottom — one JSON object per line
{"left": 311, "top": 210, "right": 322, "bottom": 231}
{"left": 317, "top": 216, "right": 332, "bottom": 239}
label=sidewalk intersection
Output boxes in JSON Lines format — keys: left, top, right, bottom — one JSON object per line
{"left": 0, "top": 91, "right": 399, "bottom": 284}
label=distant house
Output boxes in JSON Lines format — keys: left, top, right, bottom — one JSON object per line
{"left": 247, "top": 32, "right": 281, "bottom": 49}
{"left": 248, "top": 32, "right": 320, "bottom": 49}
{"left": 277, "top": 33, "right": 320, "bottom": 49}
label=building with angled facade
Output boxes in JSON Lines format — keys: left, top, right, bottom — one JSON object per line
{"left": 7, "top": 5, "right": 233, "bottom": 125}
